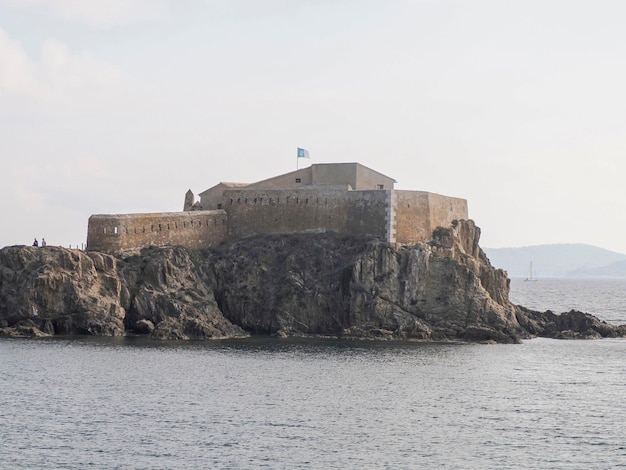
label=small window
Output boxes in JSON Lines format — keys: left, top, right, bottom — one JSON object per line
{"left": 217, "top": 203, "right": 222, "bottom": 209}
{"left": 377, "top": 184, "right": 384, "bottom": 189}
{"left": 295, "top": 178, "right": 301, "bottom": 183}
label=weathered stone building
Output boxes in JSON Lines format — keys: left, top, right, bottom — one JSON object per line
{"left": 87, "top": 162, "right": 468, "bottom": 253}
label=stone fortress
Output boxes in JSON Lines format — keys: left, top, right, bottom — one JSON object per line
{"left": 86, "top": 163, "right": 468, "bottom": 254}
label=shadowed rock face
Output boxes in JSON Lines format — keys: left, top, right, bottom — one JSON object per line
{"left": 1, "top": 220, "right": 624, "bottom": 342}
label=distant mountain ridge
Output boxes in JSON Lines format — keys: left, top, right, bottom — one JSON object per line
{"left": 483, "top": 244, "right": 626, "bottom": 278}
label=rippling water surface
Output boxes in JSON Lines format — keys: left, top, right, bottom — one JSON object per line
{"left": 509, "top": 277, "right": 626, "bottom": 324}
{"left": 2, "top": 280, "right": 626, "bottom": 469}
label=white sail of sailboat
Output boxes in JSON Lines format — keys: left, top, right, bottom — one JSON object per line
{"left": 524, "top": 261, "right": 538, "bottom": 282}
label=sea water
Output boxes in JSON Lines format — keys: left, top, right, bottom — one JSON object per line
{"left": 2, "top": 279, "right": 626, "bottom": 469}
{"left": 509, "top": 277, "right": 626, "bottom": 325}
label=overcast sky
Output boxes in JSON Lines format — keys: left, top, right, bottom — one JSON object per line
{"left": 1, "top": 0, "right": 625, "bottom": 252}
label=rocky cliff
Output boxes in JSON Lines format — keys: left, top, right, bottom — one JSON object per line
{"left": 1, "top": 220, "right": 624, "bottom": 342}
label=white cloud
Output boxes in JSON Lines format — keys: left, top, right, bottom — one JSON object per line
{"left": 0, "top": 27, "right": 128, "bottom": 104}
{"left": 40, "top": 38, "right": 126, "bottom": 100}
{"left": 0, "top": 29, "right": 46, "bottom": 98}
{"left": 0, "top": 0, "right": 171, "bottom": 29}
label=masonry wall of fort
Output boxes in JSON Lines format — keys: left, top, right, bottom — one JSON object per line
{"left": 426, "top": 192, "right": 469, "bottom": 235}
{"left": 223, "top": 186, "right": 390, "bottom": 240}
{"left": 224, "top": 186, "right": 351, "bottom": 238}
{"left": 87, "top": 211, "right": 227, "bottom": 253}
{"left": 393, "top": 191, "right": 468, "bottom": 244}
{"left": 86, "top": 163, "right": 469, "bottom": 254}
{"left": 393, "top": 191, "right": 432, "bottom": 244}
{"left": 87, "top": 190, "right": 466, "bottom": 254}
{"left": 311, "top": 164, "right": 396, "bottom": 190}
{"left": 345, "top": 190, "right": 390, "bottom": 240}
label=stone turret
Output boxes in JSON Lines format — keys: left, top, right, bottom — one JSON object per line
{"left": 183, "top": 189, "right": 196, "bottom": 211}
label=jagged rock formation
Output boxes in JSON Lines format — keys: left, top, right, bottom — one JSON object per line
{"left": 0, "top": 245, "right": 245, "bottom": 339}
{"left": 1, "top": 220, "right": 624, "bottom": 342}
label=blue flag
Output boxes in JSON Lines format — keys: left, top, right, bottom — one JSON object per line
{"left": 297, "top": 147, "right": 310, "bottom": 159}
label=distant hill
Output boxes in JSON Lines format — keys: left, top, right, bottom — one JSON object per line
{"left": 567, "top": 259, "right": 626, "bottom": 278}
{"left": 483, "top": 244, "right": 626, "bottom": 278}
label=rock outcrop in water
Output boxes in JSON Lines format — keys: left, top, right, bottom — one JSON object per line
{"left": 1, "top": 220, "right": 624, "bottom": 342}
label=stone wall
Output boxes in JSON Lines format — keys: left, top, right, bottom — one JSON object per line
{"left": 196, "top": 185, "right": 227, "bottom": 210}
{"left": 355, "top": 164, "right": 396, "bottom": 190}
{"left": 224, "top": 186, "right": 351, "bottom": 238}
{"left": 87, "top": 211, "right": 227, "bottom": 253}
{"left": 223, "top": 187, "right": 392, "bottom": 240}
{"left": 311, "top": 163, "right": 396, "bottom": 190}
{"left": 393, "top": 191, "right": 433, "bottom": 244}
{"left": 88, "top": 188, "right": 468, "bottom": 253}
{"left": 242, "top": 163, "right": 395, "bottom": 191}
{"left": 393, "top": 191, "right": 468, "bottom": 244}
{"left": 427, "top": 192, "right": 468, "bottom": 235}
{"left": 346, "top": 190, "right": 390, "bottom": 240}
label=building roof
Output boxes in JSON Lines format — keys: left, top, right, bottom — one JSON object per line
{"left": 220, "top": 182, "right": 249, "bottom": 188}
{"left": 200, "top": 162, "right": 397, "bottom": 196}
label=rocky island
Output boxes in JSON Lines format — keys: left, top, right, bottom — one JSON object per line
{"left": 1, "top": 220, "right": 623, "bottom": 343}
{"left": 3, "top": 164, "right": 624, "bottom": 342}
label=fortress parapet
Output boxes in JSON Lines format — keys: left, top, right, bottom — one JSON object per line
{"left": 87, "top": 162, "right": 468, "bottom": 254}
{"left": 87, "top": 211, "right": 226, "bottom": 253}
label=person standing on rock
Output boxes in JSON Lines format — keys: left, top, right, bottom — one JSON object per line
{"left": 41, "top": 238, "right": 47, "bottom": 247}
{"left": 32, "top": 238, "right": 38, "bottom": 247}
